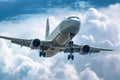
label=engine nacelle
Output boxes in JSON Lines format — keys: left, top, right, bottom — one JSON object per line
{"left": 30, "top": 39, "right": 41, "bottom": 49}
{"left": 80, "top": 45, "right": 90, "bottom": 55}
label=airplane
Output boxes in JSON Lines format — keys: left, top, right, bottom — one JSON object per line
{"left": 0, "top": 16, "right": 113, "bottom": 60}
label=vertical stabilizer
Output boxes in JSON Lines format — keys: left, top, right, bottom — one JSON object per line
{"left": 45, "top": 18, "right": 49, "bottom": 40}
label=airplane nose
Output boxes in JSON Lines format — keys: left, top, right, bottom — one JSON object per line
{"left": 60, "top": 16, "right": 81, "bottom": 33}
{"left": 65, "top": 16, "right": 81, "bottom": 34}
{"left": 67, "top": 16, "right": 80, "bottom": 26}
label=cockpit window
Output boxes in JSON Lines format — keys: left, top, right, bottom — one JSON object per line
{"left": 67, "top": 16, "right": 80, "bottom": 21}
{"left": 67, "top": 16, "right": 79, "bottom": 19}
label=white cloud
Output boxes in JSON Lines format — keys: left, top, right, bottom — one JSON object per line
{"left": 63, "top": 64, "right": 79, "bottom": 80}
{"left": 79, "top": 68, "right": 102, "bottom": 80}
{"left": 81, "top": 34, "right": 95, "bottom": 43}
{"left": 102, "top": 53, "right": 120, "bottom": 80}
{"left": 79, "top": 6, "right": 120, "bottom": 48}
{"left": 101, "top": 3, "right": 120, "bottom": 21}
{"left": 98, "top": 40, "right": 114, "bottom": 47}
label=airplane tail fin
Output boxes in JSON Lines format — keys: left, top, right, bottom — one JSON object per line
{"left": 45, "top": 18, "right": 49, "bottom": 40}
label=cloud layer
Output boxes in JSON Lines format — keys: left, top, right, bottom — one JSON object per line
{"left": 0, "top": 3, "right": 120, "bottom": 80}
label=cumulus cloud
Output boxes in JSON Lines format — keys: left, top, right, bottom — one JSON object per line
{"left": 63, "top": 64, "right": 79, "bottom": 80}
{"left": 81, "top": 34, "right": 95, "bottom": 43}
{"left": 78, "top": 6, "right": 120, "bottom": 48}
{"left": 102, "top": 53, "right": 120, "bottom": 80}
{"left": 0, "top": 2, "right": 120, "bottom": 80}
{"left": 79, "top": 68, "right": 102, "bottom": 80}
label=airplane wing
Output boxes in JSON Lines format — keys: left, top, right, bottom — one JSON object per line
{"left": 63, "top": 44, "right": 113, "bottom": 54}
{"left": 0, "top": 36, "right": 32, "bottom": 47}
{"left": 0, "top": 36, "right": 52, "bottom": 50}
{"left": 0, "top": 36, "right": 113, "bottom": 55}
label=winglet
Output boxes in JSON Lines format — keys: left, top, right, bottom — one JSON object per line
{"left": 45, "top": 18, "right": 49, "bottom": 40}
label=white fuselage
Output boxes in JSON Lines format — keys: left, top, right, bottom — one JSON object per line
{"left": 45, "top": 17, "right": 80, "bottom": 57}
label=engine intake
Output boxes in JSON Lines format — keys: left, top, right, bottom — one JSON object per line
{"left": 30, "top": 39, "right": 41, "bottom": 49}
{"left": 80, "top": 45, "right": 90, "bottom": 55}
{"left": 82, "top": 45, "right": 90, "bottom": 53}
{"left": 33, "top": 39, "right": 40, "bottom": 47}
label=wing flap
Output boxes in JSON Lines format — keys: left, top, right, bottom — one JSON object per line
{"left": 11, "top": 39, "right": 31, "bottom": 47}
{"left": 90, "top": 47, "right": 113, "bottom": 53}
{"left": 0, "top": 36, "right": 31, "bottom": 47}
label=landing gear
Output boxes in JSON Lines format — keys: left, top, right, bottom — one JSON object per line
{"left": 68, "top": 44, "right": 74, "bottom": 60}
{"left": 68, "top": 41, "right": 73, "bottom": 47}
{"left": 68, "top": 55, "right": 74, "bottom": 60}
{"left": 39, "top": 45, "right": 46, "bottom": 57}
{"left": 39, "top": 52, "right": 46, "bottom": 57}
{"left": 68, "top": 33, "right": 75, "bottom": 60}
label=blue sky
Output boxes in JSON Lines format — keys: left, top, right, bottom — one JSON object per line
{"left": 0, "top": 0, "right": 120, "bottom": 80}
{"left": 0, "top": 0, "right": 120, "bottom": 21}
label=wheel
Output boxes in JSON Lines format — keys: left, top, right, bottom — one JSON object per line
{"left": 43, "top": 52, "right": 46, "bottom": 57}
{"left": 71, "top": 55, "right": 74, "bottom": 60}
{"left": 68, "top": 55, "right": 70, "bottom": 60}
{"left": 68, "top": 55, "right": 74, "bottom": 60}
{"left": 39, "top": 52, "right": 42, "bottom": 57}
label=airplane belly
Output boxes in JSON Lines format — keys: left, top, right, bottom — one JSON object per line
{"left": 55, "top": 33, "right": 70, "bottom": 45}
{"left": 45, "top": 47, "right": 61, "bottom": 57}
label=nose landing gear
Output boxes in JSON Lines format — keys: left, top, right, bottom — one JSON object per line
{"left": 67, "top": 33, "right": 75, "bottom": 60}
{"left": 68, "top": 41, "right": 74, "bottom": 60}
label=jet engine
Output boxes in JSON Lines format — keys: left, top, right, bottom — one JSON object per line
{"left": 80, "top": 45, "right": 90, "bottom": 55}
{"left": 30, "top": 39, "right": 41, "bottom": 49}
